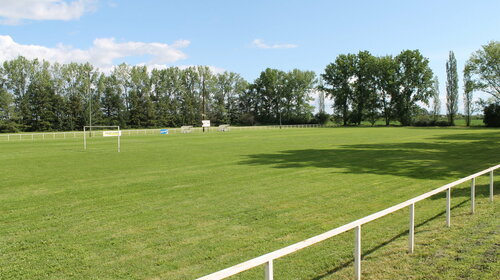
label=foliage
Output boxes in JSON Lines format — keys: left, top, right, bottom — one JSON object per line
{"left": 464, "top": 41, "right": 500, "bottom": 101}
{"left": 322, "top": 50, "right": 434, "bottom": 126}
{"left": 313, "top": 111, "right": 330, "bottom": 125}
{"left": 431, "top": 75, "right": 441, "bottom": 121}
{"left": 463, "top": 67, "right": 474, "bottom": 126}
{"left": 446, "top": 51, "right": 459, "bottom": 125}
{"left": 393, "top": 50, "right": 434, "bottom": 125}
{"left": 242, "top": 68, "right": 316, "bottom": 125}
{"left": 483, "top": 103, "right": 500, "bottom": 127}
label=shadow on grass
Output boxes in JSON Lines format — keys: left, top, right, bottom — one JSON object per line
{"left": 311, "top": 185, "right": 491, "bottom": 280}
{"left": 240, "top": 132, "right": 500, "bottom": 180}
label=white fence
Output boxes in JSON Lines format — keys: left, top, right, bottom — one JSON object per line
{"left": 0, "top": 124, "right": 323, "bottom": 142}
{"left": 197, "top": 165, "right": 498, "bottom": 280}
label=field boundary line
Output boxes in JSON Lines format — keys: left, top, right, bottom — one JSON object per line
{"left": 197, "top": 165, "right": 498, "bottom": 280}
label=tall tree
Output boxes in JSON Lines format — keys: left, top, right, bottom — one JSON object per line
{"left": 128, "top": 66, "right": 155, "bottom": 127}
{"left": 431, "top": 76, "right": 441, "bottom": 121}
{"left": 464, "top": 41, "right": 499, "bottom": 102}
{"left": 322, "top": 54, "right": 357, "bottom": 125}
{"left": 24, "top": 61, "right": 59, "bottom": 131}
{"left": 317, "top": 77, "right": 326, "bottom": 114}
{"left": 2, "top": 56, "right": 37, "bottom": 127}
{"left": 350, "top": 51, "right": 377, "bottom": 125}
{"left": 463, "top": 68, "right": 474, "bottom": 126}
{"left": 446, "top": 51, "right": 459, "bottom": 125}
{"left": 393, "top": 50, "right": 434, "bottom": 125}
{"left": 374, "top": 55, "right": 398, "bottom": 126}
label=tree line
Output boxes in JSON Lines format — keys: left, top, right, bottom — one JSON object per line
{"left": 0, "top": 59, "right": 315, "bottom": 132}
{"left": 321, "top": 41, "right": 499, "bottom": 127}
{"left": 0, "top": 41, "right": 498, "bottom": 132}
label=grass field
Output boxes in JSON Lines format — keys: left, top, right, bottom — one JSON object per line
{"left": 0, "top": 127, "right": 498, "bottom": 279}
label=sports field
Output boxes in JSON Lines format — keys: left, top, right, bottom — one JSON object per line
{"left": 0, "top": 127, "right": 498, "bottom": 279}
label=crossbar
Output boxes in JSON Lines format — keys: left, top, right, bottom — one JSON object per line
{"left": 197, "top": 164, "right": 499, "bottom": 280}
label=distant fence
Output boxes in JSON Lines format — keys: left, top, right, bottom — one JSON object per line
{"left": 0, "top": 124, "right": 322, "bottom": 142}
{"left": 197, "top": 165, "right": 498, "bottom": 280}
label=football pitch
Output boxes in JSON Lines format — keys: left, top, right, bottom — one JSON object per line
{"left": 0, "top": 127, "right": 499, "bottom": 279}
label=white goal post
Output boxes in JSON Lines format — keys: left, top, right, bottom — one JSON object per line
{"left": 83, "top": 126, "right": 121, "bottom": 152}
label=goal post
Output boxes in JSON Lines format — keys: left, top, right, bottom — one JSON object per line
{"left": 83, "top": 126, "right": 121, "bottom": 152}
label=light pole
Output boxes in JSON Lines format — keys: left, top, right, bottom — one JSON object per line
{"left": 88, "top": 71, "right": 92, "bottom": 137}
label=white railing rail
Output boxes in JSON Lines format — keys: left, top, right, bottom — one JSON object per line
{"left": 197, "top": 165, "right": 498, "bottom": 280}
{"left": 0, "top": 124, "right": 323, "bottom": 141}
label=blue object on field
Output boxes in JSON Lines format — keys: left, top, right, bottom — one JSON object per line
{"left": 160, "top": 129, "right": 169, "bottom": 134}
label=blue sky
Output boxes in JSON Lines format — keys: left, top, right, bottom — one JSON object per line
{"left": 0, "top": 0, "right": 498, "bottom": 111}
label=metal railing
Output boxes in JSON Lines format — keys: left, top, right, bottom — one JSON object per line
{"left": 197, "top": 165, "right": 498, "bottom": 280}
{"left": 0, "top": 124, "right": 323, "bottom": 141}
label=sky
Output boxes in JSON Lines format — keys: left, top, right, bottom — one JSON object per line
{"left": 0, "top": 0, "right": 499, "bottom": 113}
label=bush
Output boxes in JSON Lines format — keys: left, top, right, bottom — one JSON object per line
{"left": 0, "top": 121, "right": 21, "bottom": 133}
{"left": 314, "top": 112, "right": 330, "bottom": 125}
{"left": 238, "top": 113, "right": 256, "bottom": 126}
{"left": 413, "top": 116, "right": 451, "bottom": 127}
{"left": 483, "top": 103, "right": 500, "bottom": 127}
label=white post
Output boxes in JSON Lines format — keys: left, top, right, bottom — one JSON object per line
{"left": 84, "top": 127, "right": 87, "bottom": 150}
{"left": 354, "top": 225, "right": 361, "bottom": 280}
{"left": 31, "top": 134, "right": 33, "bottom": 140}
{"left": 264, "top": 260, "right": 273, "bottom": 280}
{"left": 53, "top": 133, "right": 55, "bottom": 139}
{"left": 409, "top": 203, "right": 415, "bottom": 253}
{"left": 7, "top": 135, "right": 9, "bottom": 141}
{"left": 471, "top": 178, "right": 475, "bottom": 214}
{"left": 118, "top": 126, "right": 121, "bottom": 153}
{"left": 491, "top": 170, "right": 494, "bottom": 202}
{"left": 446, "top": 188, "right": 451, "bottom": 227}
{"left": 64, "top": 132, "right": 66, "bottom": 139}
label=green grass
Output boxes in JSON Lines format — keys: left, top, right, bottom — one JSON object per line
{"left": 0, "top": 127, "right": 499, "bottom": 279}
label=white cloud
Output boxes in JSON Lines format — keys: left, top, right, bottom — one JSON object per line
{"left": 251, "top": 39, "right": 298, "bottom": 49}
{"left": 0, "top": 35, "right": 190, "bottom": 70}
{"left": 0, "top": 0, "right": 95, "bottom": 25}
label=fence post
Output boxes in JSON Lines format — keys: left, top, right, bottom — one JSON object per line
{"left": 265, "top": 260, "right": 273, "bottom": 280}
{"left": 491, "top": 170, "right": 494, "bottom": 202}
{"left": 446, "top": 188, "right": 451, "bottom": 227}
{"left": 354, "top": 225, "right": 361, "bottom": 280}
{"left": 409, "top": 203, "right": 415, "bottom": 253}
{"left": 471, "top": 178, "right": 475, "bottom": 214}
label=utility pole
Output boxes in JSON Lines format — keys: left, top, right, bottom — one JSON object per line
{"left": 88, "top": 70, "right": 92, "bottom": 137}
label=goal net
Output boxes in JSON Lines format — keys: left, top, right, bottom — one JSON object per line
{"left": 83, "top": 126, "right": 121, "bottom": 152}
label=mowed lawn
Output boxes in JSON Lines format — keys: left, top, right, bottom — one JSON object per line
{"left": 0, "top": 127, "right": 498, "bottom": 279}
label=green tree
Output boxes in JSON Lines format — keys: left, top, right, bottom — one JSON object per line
{"left": 251, "top": 68, "right": 285, "bottom": 124}
{"left": 180, "top": 67, "right": 201, "bottom": 125}
{"left": 446, "top": 51, "right": 459, "bottom": 125}
{"left": 393, "top": 50, "right": 434, "bottom": 126}
{"left": 374, "top": 55, "right": 398, "bottom": 126}
{"left": 431, "top": 76, "right": 441, "bottom": 121}
{"left": 2, "top": 56, "right": 37, "bottom": 127}
{"left": 128, "top": 66, "right": 155, "bottom": 127}
{"left": 463, "top": 68, "right": 474, "bottom": 126}
{"left": 24, "top": 61, "right": 59, "bottom": 131}
{"left": 214, "top": 71, "right": 247, "bottom": 124}
{"left": 282, "top": 69, "right": 315, "bottom": 124}
{"left": 99, "top": 74, "right": 125, "bottom": 126}
{"left": 322, "top": 54, "right": 357, "bottom": 125}
{"left": 464, "top": 41, "right": 500, "bottom": 101}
